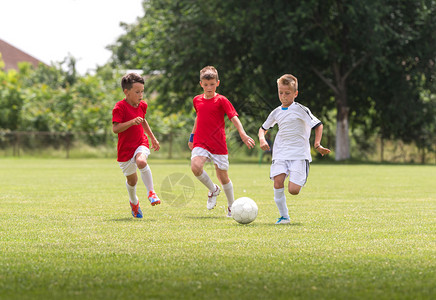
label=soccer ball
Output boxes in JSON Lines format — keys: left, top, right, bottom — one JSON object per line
{"left": 232, "top": 197, "right": 258, "bottom": 224}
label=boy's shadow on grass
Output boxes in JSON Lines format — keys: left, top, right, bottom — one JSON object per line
{"left": 108, "top": 216, "right": 302, "bottom": 225}
{"left": 188, "top": 215, "right": 303, "bottom": 226}
{"left": 231, "top": 221, "right": 303, "bottom": 227}
{"left": 187, "top": 215, "right": 222, "bottom": 220}
{"left": 109, "top": 218, "right": 157, "bottom": 222}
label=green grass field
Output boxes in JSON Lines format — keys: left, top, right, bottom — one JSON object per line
{"left": 0, "top": 158, "right": 435, "bottom": 300}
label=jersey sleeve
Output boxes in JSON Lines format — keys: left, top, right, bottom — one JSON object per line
{"left": 261, "top": 108, "right": 277, "bottom": 130}
{"left": 305, "top": 107, "right": 322, "bottom": 129}
{"left": 296, "top": 103, "right": 322, "bottom": 128}
{"left": 221, "top": 97, "right": 238, "bottom": 120}
{"left": 112, "top": 102, "right": 124, "bottom": 124}
{"left": 193, "top": 96, "right": 199, "bottom": 113}
{"left": 141, "top": 101, "right": 148, "bottom": 117}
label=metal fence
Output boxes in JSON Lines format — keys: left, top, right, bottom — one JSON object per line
{"left": 0, "top": 131, "right": 114, "bottom": 158}
{"left": 0, "top": 131, "right": 434, "bottom": 163}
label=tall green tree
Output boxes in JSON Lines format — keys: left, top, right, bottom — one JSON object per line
{"left": 368, "top": 1, "right": 436, "bottom": 161}
{"left": 110, "top": 0, "right": 435, "bottom": 160}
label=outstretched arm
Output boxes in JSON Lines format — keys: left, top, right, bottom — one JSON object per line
{"left": 188, "top": 117, "right": 197, "bottom": 150}
{"left": 258, "top": 127, "right": 270, "bottom": 151}
{"left": 142, "top": 119, "right": 160, "bottom": 151}
{"left": 230, "top": 116, "right": 255, "bottom": 149}
{"left": 314, "top": 124, "right": 330, "bottom": 156}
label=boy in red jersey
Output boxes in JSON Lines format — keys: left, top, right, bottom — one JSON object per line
{"left": 188, "top": 66, "right": 255, "bottom": 216}
{"left": 112, "top": 73, "right": 161, "bottom": 219}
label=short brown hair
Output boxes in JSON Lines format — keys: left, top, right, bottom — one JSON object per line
{"left": 277, "top": 74, "right": 298, "bottom": 92}
{"left": 121, "top": 73, "right": 144, "bottom": 90}
{"left": 200, "top": 66, "right": 219, "bottom": 81}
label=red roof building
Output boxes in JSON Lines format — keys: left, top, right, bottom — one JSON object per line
{"left": 0, "top": 39, "right": 46, "bottom": 71}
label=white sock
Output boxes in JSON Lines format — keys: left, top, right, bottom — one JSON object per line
{"left": 274, "top": 187, "right": 289, "bottom": 219}
{"left": 139, "top": 165, "right": 154, "bottom": 193}
{"left": 196, "top": 170, "right": 216, "bottom": 192}
{"left": 126, "top": 181, "right": 138, "bottom": 205}
{"left": 222, "top": 180, "right": 234, "bottom": 208}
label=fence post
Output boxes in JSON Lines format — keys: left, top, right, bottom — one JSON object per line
{"left": 66, "top": 132, "right": 71, "bottom": 159}
{"left": 13, "top": 132, "right": 20, "bottom": 157}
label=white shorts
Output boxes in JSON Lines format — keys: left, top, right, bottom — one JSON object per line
{"left": 270, "top": 159, "right": 309, "bottom": 187}
{"left": 118, "top": 145, "right": 151, "bottom": 176}
{"left": 191, "top": 147, "right": 229, "bottom": 171}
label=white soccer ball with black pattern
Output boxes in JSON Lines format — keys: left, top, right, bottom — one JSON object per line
{"left": 232, "top": 197, "right": 258, "bottom": 224}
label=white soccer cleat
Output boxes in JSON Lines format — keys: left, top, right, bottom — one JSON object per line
{"left": 275, "top": 216, "right": 290, "bottom": 224}
{"left": 226, "top": 207, "right": 232, "bottom": 217}
{"left": 207, "top": 184, "right": 220, "bottom": 210}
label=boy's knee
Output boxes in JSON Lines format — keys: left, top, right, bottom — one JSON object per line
{"left": 136, "top": 160, "right": 147, "bottom": 169}
{"left": 288, "top": 181, "right": 302, "bottom": 195}
{"left": 274, "top": 182, "right": 285, "bottom": 189}
{"left": 217, "top": 173, "right": 230, "bottom": 185}
{"left": 127, "top": 177, "right": 137, "bottom": 187}
{"left": 288, "top": 187, "right": 301, "bottom": 195}
{"left": 136, "top": 154, "right": 148, "bottom": 169}
{"left": 191, "top": 164, "right": 203, "bottom": 177}
{"left": 214, "top": 167, "right": 229, "bottom": 184}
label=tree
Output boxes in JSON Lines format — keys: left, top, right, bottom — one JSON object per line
{"left": 271, "top": 0, "right": 435, "bottom": 160}
{"left": 369, "top": 1, "right": 436, "bottom": 162}
{"left": 109, "top": 0, "right": 435, "bottom": 160}
{"left": 0, "top": 67, "right": 25, "bottom": 130}
{"left": 293, "top": 1, "right": 374, "bottom": 160}
{"left": 0, "top": 55, "right": 124, "bottom": 150}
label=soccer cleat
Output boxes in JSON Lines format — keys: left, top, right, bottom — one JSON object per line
{"left": 130, "top": 202, "right": 143, "bottom": 218}
{"left": 226, "top": 207, "right": 232, "bottom": 217}
{"left": 148, "top": 191, "right": 161, "bottom": 206}
{"left": 275, "top": 216, "right": 290, "bottom": 224}
{"left": 207, "top": 184, "right": 220, "bottom": 210}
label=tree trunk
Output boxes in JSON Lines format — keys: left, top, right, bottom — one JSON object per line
{"left": 335, "top": 102, "right": 350, "bottom": 161}
{"left": 313, "top": 57, "right": 367, "bottom": 161}
{"left": 168, "top": 131, "right": 173, "bottom": 159}
{"left": 334, "top": 65, "right": 351, "bottom": 161}
{"left": 420, "top": 147, "right": 426, "bottom": 164}
{"left": 380, "top": 135, "right": 384, "bottom": 162}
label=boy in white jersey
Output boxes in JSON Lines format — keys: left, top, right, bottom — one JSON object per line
{"left": 258, "top": 74, "right": 330, "bottom": 224}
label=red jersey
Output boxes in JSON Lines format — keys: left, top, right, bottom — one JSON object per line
{"left": 112, "top": 99, "right": 149, "bottom": 162}
{"left": 193, "top": 94, "right": 238, "bottom": 155}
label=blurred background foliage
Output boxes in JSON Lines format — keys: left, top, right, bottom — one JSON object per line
{"left": 0, "top": 0, "right": 434, "bottom": 163}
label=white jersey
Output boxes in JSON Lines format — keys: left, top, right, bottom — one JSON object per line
{"left": 261, "top": 102, "right": 321, "bottom": 162}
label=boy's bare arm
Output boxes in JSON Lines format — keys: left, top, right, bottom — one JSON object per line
{"left": 142, "top": 119, "right": 160, "bottom": 151}
{"left": 314, "top": 124, "right": 330, "bottom": 156}
{"left": 188, "top": 117, "right": 197, "bottom": 150}
{"left": 230, "top": 116, "right": 255, "bottom": 149}
{"left": 191, "top": 117, "right": 197, "bottom": 135}
{"left": 112, "top": 117, "right": 143, "bottom": 134}
{"left": 258, "top": 128, "right": 270, "bottom": 151}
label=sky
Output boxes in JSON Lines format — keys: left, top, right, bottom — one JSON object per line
{"left": 0, "top": 0, "right": 143, "bottom": 74}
